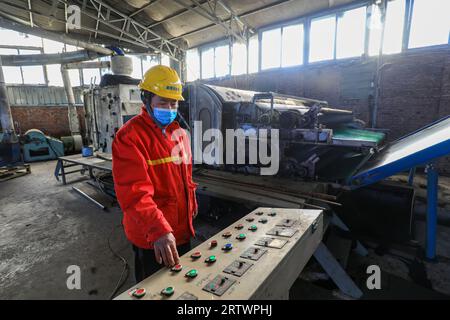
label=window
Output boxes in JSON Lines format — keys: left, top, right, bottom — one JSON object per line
{"left": 248, "top": 35, "right": 259, "bottom": 73}
{"left": 82, "top": 68, "right": 101, "bottom": 85}
{"left": 0, "top": 48, "right": 22, "bottom": 84}
{"left": 409, "top": 0, "right": 450, "bottom": 49}
{"left": 43, "top": 38, "right": 65, "bottom": 54}
{"left": 68, "top": 69, "right": 81, "bottom": 87}
{"left": 336, "top": 7, "right": 366, "bottom": 59}
{"left": 282, "top": 24, "right": 304, "bottom": 67}
{"left": 201, "top": 48, "right": 214, "bottom": 79}
{"left": 19, "top": 49, "right": 46, "bottom": 84}
{"left": 46, "top": 64, "right": 63, "bottom": 86}
{"left": 261, "top": 28, "right": 281, "bottom": 69}
{"left": 130, "top": 55, "right": 142, "bottom": 79}
{"left": 214, "top": 45, "right": 230, "bottom": 77}
{"left": 231, "top": 42, "right": 247, "bottom": 76}
{"left": 310, "top": 15, "right": 336, "bottom": 62}
{"left": 368, "top": 3, "right": 383, "bottom": 56}
{"left": 186, "top": 49, "right": 200, "bottom": 81}
{"left": 382, "top": 0, "right": 405, "bottom": 54}
{"left": 161, "top": 54, "right": 171, "bottom": 67}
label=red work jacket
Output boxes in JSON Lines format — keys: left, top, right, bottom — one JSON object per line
{"left": 112, "top": 106, "right": 197, "bottom": 249}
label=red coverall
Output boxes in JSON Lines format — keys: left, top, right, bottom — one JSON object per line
{"left": 112, "top": 106, "right": 197, "bottom": 249}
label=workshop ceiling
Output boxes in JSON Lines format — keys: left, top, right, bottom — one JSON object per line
{"left": 0, "top": 0, "right": 359, "bottom": 58}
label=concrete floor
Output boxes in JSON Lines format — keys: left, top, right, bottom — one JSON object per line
{"left": 0, "top": 160, "right": 135, "bottom": 299}
{"left": 1, "top": 160, "right": 450, "bottom": 299}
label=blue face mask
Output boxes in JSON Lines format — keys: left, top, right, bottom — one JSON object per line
{"left": 153, "top": 107, "right": 177, "bottom": 126}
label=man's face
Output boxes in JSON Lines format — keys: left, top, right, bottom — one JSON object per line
{"left": 151, "top": 94, "right": 178, "bottom": 110}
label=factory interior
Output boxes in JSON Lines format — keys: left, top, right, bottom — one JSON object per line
{"left": 0, "top": 0, "right": 450, "bottom": 302}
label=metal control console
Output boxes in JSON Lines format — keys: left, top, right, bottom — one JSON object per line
{"left": 115, "top": 207, "right": 323, "bottom": 300}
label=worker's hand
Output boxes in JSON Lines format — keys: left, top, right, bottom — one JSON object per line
{"left": 153, "top": 232, "right": 180, "bottom": 267}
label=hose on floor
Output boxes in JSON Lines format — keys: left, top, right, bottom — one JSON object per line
{"left": 107, "top": 223, "right": 130, "bottom": 300}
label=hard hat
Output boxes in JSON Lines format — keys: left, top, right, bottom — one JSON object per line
{"left": 138, "top": 65, "right": 184, "bottom": 101}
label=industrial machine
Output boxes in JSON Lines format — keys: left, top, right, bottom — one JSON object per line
{"left": 84, "top": 82, "right": 142, "bottom": 153}
{"left": 115, "top": 207, "right": 323, "bottom": 300}
{"left": 21, "top": 129, "right": 64, "bottom": 162}
{"left": 179, "top": 84, "right": 386, "bottom": 182}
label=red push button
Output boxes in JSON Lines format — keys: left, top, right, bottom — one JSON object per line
{"left": 171, "top": 264, "right": 183, "bottom": 272}
{"left": 130, "top": 288, "right": 146, "bottom": 298}
{"left": 235, "top": 224, "right": 244, "bottom": 230}
{"left": 210, "top": 240, "right": 218, "bottom": 248}
{"left": 191, "top": 251, "right": 202, "bottom": 259}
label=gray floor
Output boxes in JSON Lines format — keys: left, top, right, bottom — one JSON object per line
{"left": 0, "top": 160, "right": 135, "bottom": 299}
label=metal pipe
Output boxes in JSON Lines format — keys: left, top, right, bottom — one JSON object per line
{"left": 0, "top": 50, "right": 108, "bottom": 67}
{"left": 72, "top": 186, "right": 106, "bottom": 210}
{"left": 61, "top": 65, "right": 80, "bottom": 135}
{"left": 0, "top": 57, "right": 15, "bottom": 134}
{"left": 63, "top": 61, "right": 110, "bottom": 70}
{"left": 0, "top": 16, "right": 113, "bottom": 56}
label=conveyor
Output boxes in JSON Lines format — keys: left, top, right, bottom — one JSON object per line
{"left": 347, "top": 116, "right": 450, "bottom": 259}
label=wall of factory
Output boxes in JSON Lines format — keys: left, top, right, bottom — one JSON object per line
{"left": 7, "top": 85, "right": 86, "bottom": 138}
{"left": 202, "top": 47, "right": 450, "bottom": 174}
{"left": 10, "top": 106, "right": 86, "bottom": 138}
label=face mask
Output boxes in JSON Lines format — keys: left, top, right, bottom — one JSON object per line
{"left": 153, "top": 107, "right": 177, "bottom": 126}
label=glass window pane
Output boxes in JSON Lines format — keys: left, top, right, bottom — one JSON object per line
{"left": 46, "top": 64, "right": 64, "bottom": 86}
{"left": 201, "top": 48, "right": 214, "bottom": 79}
{"left": 161, "top": 54, "right": 170, "bottom": 66}
{"left": 0, "top": 48, "right": 22, "bottom": 84}
{"left": 262, "top": 28, "right": 281, "bottom": 69}
{"left": 142, "top": 55, "right": 159, "bottom": 73}
{"left": 248, "top": 35, "right": 259, "bottom": 73}
{"left": 214, "top": 45, "right": 229, "bottom": 77}
{"left": 336, "top": 7, "right": 366, "bottom": 59}
{"left": 43, "top": 38, "right": 65, "bottom": 54}
{"left": 130, "top": 55, "right": 142, "bottom": 79}
{"left": 19, "top": 49, "right": 45, "bottom": 84}
{"left": 310, "top": 15, "right": 336, "bottom": 62}
{"left": 409, "top": 0, "right": 450, "bottom": 48}
{"left": 282, "top": 24, "right": 304, "bottom": 67}
{"left": 68, "top": 69, "right": 80, "bottom": 87}
{"left": 383, "top": 0, "right": 405, "bottom": 54}
{"left": 231, "top": 42, "right": 247, "bottom": 75}
{"left": 99, "top": 56, "right": 111, "bottom": 76}
{"left": 83, "top": 68, "right": 100, "bottom": 85}
{"left": 186, "top": 48, "right": 200, "bottom": 81}
{"left": 368, "top": 4, "right": 383, "bottom": 56}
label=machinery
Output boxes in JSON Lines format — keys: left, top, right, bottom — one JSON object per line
{"left": 22, "top": 129, "right": 64, "bottom": 162}
{"left": 84, "top": 82, "right": 142, "bottom": 153}
{"left": 115, "top": 207, "right": 323, "bottom": 300}
{"left": 179, "top": 84, "right": 386, "bottom": 182}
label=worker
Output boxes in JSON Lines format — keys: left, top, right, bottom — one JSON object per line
{"left": 112, "top": 65, "right": 198, "bottom": 283}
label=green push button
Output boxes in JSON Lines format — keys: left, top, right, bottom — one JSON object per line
{"left": 248, "top": 225, "right": 257, "bottom": 231}
{"left": 236, "top": 233, "right": 246, "bottom": 240}
{"left": 161, "top": 286, "right": 174, "bottom": 296}
{"left": 205, "top": 255, "right": 216, "bottom": 264}
{"left": 185, "top": 269, "right": 198, "bottom": 278}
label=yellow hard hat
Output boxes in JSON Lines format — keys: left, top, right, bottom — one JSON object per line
{"left": 138, "top": 65, "right": 184, "bottom": 101}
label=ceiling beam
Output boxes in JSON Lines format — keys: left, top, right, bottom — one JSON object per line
{"left": 147, "top": 0, "right": 208, "bottom": 29}
{"left": 170, "top": 0, "right": 293, "bottom": 42}
{"left": 171, "top": 0, "right": 246, "bottom": 42}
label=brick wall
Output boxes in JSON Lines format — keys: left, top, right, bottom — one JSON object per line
{"left": 11, "top": 106, "right": 86, "bottom": 139}
{"left": 203, "top": 47, "right": 450, "bottom": 174}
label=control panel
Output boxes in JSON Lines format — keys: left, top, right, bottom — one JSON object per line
{"left": 115, "top": 207, "right": 323, "bottom": 300}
